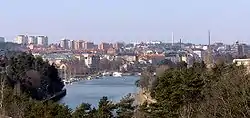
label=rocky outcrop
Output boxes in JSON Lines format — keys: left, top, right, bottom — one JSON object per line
{"left": 134, "top": 89, "right": 156, "bottom": 106}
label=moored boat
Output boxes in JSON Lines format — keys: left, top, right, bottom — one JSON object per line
{"left": 113, "top": 72, "right": 122, "bottom": 77}
{"left": 87, "top": 76, "right": 93, "bottom": 80}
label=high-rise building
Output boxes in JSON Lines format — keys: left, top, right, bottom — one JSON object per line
{"left": 75, "top": 40, "right": 84, "bottom": 50}
{"left": 237, "top": 43, "right": 245, "bottom": 57}
{"left": 37, "top": 36, "right": 48, "bottom": 46}
{"left": 28, "top": 36, "right": 37, "bottom": 44}
{"left": 99, "top": 42, "right": 112, "bottom": 50}
{"left": 60, "top": 38, "right": 70, "bottom": 49}
{"left": 69, "top": 40, "right": 75, "bottom": 50}
{"left": 0, "top": 37, "right": 5, "bottom": 42}
{"left": 15, "top": 35, "right": 28, "bottom": 45}
{"left": 84, "top": 42, "right": 94, "bottom": 49}
{"left": 74, "top": 41, "right": 79, "bottom": 50}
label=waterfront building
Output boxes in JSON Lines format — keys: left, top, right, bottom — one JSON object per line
{"left": 58, "top": 59, "right": 88, "bottom": 79}
{"left": 82, "top": 54, "right": 100, "bottom": 71}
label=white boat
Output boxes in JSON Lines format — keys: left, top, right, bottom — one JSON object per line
{"left": 113, "top": 72, "right": 122, "bottom": 77}
{"left": 87, "top": 76, "right": 92, "bottom": 80}
{"left": 102, "top": 72, "right": 111, "bottom": 76}
{"left": 63, "top": 80, "right": 71, "bottom": 85}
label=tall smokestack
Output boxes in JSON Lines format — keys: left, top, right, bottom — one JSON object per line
{"left": 208, "top": 30, "right": 211, "bottom": 46}
{"left": 179, "top": 38, "right": 182, "bottom": 50}
{"left": 207, "top": 30, "right": 213, "bottom": 68}
{"left": 172, "top": 32, "right": 174, "bottom": 46}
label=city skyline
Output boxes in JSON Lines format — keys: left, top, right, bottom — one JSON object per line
{"left": 1, "top": 0, "right": 250, "bottom": 44}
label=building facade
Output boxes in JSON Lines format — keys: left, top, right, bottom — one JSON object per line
{"left": 84, "top": 42, "right": 94, "bottom": 50}
{"left": 37, "top": 36, "right": 48, "bottom": 46}
{"left": 83, "top": 54, "right": 100, "bottom": 71}
{"left": 75, "top": 40, "right": 84, "bottom": 50}
{"left": 69, "top": 40, "right": 75, "bottom": 50}
{"left": 15, "top": 35, "right": 28, "bottom": 45}
{"left": 113, "top": 42, "right": 124, "bottom": 49}
{"left": 60, "top": 38, "right": 70, "bottom": 49}
{"left": 99, "top": 43, "right": 112, "bottom": 50}
{"left": 28, "top": 36, "right": 37, "bottom": 44}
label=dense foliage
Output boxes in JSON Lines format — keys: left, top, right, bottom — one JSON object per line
{"left": 138, "top": 62, "right": 250, "bottom": 118}
{"left": 1, "top": 91, "right": 135, "bottom": 118}
{"left": 1, "top": 52, "right": 64, "bottom": 99}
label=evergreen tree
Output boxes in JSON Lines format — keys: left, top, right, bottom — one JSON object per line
{"left": 96, "top": 96, "right": 116, "bottom": 118}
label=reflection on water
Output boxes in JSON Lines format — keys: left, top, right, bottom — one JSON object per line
{"left": 59, "top": 76, "right": 139, "bottom": 109}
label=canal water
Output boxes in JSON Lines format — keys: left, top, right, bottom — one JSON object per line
{"left": 59, "top": 76, "right": 139, "bottom": 109}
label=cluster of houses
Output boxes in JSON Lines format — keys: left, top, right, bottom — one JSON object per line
{"left": 27, "top": 40, "right": 250, "bottom": 79}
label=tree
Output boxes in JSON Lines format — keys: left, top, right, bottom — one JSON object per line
{"left": 96, "top": 96, "right": 116, "bottom": 118}
{"left": 99, "top": 58, "right": 111, "bottom": 71}
{"left": 138, "top": 61, "right": 250, "bottom": 118}
{"left": 72, "top": 103, "right": 93, "bottom": 118}
{"left": 47, "top": 63, "right": 64, "bottom": 94}
{"left": 176, "top": 61, "right": 187, "bottom": 69}
{"left": 24, "top": 101, "right": 72, "bottom": 118}
{"left": 2, "top": 52, "right": 64, "bottom": 100}
{"left": 116, "top": 94, "right": 135, "bottom": 118}
{"left": 110, "top": 58, "right": 123, "bottom": 71}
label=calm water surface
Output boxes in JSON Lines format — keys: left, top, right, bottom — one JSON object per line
{"left": 60, "top": 76, "right": 139, "bottom": 109}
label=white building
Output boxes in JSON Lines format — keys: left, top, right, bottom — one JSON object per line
{"left": 82, "top": 54, "right": 100, "bottom": 70}
{"left": 0, "top": 37, "right": 5, "bottom": 42}
{"left": 37, "top": 36, "right": 48, "bottom": 46}
{"left": 60, "top": 38, "right": 70, "bottom": 49}
{"left": 15, "top": 35, "right": 28, "bottom": 45}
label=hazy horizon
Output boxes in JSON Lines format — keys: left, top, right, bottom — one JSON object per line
{"left": 1, "top": 0, "right": 250, "bottom": 44}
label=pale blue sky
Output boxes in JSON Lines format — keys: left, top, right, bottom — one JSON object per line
{"left": 1, "top": 0, "right": 250, "bottom": 44}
